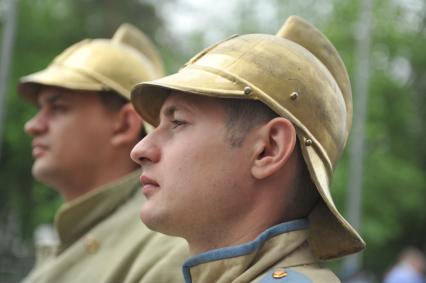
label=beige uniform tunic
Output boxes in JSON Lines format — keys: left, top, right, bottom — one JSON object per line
{"left": 182, "top": 219, "right": 339, "bottom": 283}
{"left": 21, "top": 171, "right": 188, "bottom": 283}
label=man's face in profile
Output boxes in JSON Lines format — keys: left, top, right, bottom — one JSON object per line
{"left": 131, "top": 93, "right": 256, "bottom": 241}
{"left": 25, "top": 86, "right": 116, "bottom": 189}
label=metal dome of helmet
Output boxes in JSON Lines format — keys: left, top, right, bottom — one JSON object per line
{"left": 131, "top": 15, "right": 365, "bottom": 259}
{"left": 18, "top": 23, "right": 164, "bottom": 103}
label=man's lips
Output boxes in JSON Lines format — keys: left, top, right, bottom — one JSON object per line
{"left": 32, "top": 141, "right": 49, "bottom": 158}
{"left": 140, "top": 175, "right": 160, "bottom": 195}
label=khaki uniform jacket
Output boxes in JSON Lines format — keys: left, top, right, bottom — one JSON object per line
{"left": 21, "top": 171, "right": 188, "bottom": 283}
{"left": 182, "top": 219, "right": 340, "bottom": 283}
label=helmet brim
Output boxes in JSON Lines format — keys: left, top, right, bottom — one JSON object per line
{"left": 18, "top": 63, "right": 106, "bottom": 104}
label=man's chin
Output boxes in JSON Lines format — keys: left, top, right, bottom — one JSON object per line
{"left": 32, "top": 161, "right": 56, "bottom": 184}
{"left": 140, "top": 206, "right": 170, "bottom": 233}
{"left": 140, "top": 207, "right": 186, "bottom": 239}
{"left": 140, "top": 206, "right": 157, "bottom": 227}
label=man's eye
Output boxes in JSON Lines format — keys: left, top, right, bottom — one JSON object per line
{"left": 171, "top": 120, "right": 186, "bottom": 128}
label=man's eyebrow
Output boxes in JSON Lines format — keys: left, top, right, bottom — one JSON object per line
{"left": 46, "top": 93, "right": 63, "bottom": 104}
{"left": 38, "top": 93, "right": 62, "bottom": 104}
{"left": 38, "top": 92, "right": 63, "bottom": 107}
{"left": 162, "top": 105, "right": 178, "bottom": 119}
{"left": 161, "top": 102, "right": 195, "bottom": 119}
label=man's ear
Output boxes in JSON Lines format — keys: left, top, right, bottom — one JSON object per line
{"left": 111, "top": 103, "right": 143, "bottom": 147}
{"left": 251, "top": 118, "right": 297, "bottom": 180}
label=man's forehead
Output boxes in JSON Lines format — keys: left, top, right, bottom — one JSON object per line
{"left": 160, "top": 93, "right": 198, "bottom": 115}
{"left": 160, "top": 91, "right": 222, "bottom": 115}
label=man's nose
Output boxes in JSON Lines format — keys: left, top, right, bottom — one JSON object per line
{"left": 24, "top": 111, "right": 47, "bottom": 136}
{"left": 130, "top": 132, "right": 161, "bottom": 166}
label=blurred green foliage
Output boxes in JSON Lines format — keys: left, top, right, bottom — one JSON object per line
{"left": 0, "top": 0, "right": 425, "bottom": 282}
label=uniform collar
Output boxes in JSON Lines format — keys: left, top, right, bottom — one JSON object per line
{"left": 55, "top": 170, "right": 141, "bottom": 247}
{"left": 183, "top": 219, "right": 314, "bottom": 283}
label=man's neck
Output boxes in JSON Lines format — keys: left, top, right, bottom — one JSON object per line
{"left": 59, "top": 162, "right": 137, "bottom": 202}
{"left": 187, "top": 206, "right": 284, "bottom": 255}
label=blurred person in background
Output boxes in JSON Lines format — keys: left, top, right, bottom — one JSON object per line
{"left": 130, "top": 16, "right": 365, "bottom": 283}
{"left": 19, "top": 23, "right": 187, "bottom": 283}
{"left": 383, "top": 247, "right": 426, "bottom": 283}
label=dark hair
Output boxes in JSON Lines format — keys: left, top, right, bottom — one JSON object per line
{"left": 98, "top": 90, "right": 128, "bottom": 111}
{"left": 98, "top": 90, "right": 146, "bottom": 139}
{"left": 221, "top": 99, "right": 278, "bottom": 147}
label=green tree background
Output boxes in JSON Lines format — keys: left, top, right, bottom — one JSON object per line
{"left": 0, "top": 0, "right": 425, "bottom": 282}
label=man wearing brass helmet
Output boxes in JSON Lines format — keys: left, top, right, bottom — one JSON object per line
{"left": 130, "top": 16, "right": 365, "bottom": 283}
{"left": 19, "top": 24, "right": 187, "bottom": 283}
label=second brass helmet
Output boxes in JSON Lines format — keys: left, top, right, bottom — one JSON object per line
{"left": 131, "top": 16, "right": 365, "bottom": 259}
{"left": 18, "top": 23, "right": 164, "bottom": 102}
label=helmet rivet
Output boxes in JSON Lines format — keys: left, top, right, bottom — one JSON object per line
{"left": 272, "top": 268, "right": 288, "bottom": 279}
{"left": 243, "top": 86, "right": 252, "bottom": 95}
{"left": 304, "top": 138, "right": 313, "bottom": 146}
{"left": 290, "top": 91, "right": 299, "bottom": 100}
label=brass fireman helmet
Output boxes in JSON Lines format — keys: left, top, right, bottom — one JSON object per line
{"left": 131, "top": 16, "right": 365, "bottom": 259}
{"left": 18, "top": 23, "right": 164, "bottom": 103}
